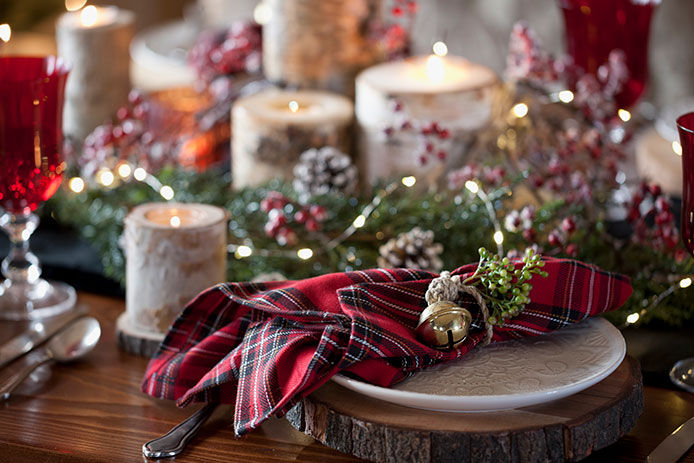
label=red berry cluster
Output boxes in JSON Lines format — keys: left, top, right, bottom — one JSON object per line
{"left": 574, "top": 50, "right": 628, "bottom": 122}
{"left": 261, "top": 192, "right": 327, "bottom": 246}
{"left": 80, "top": 90, "right": 158, "bottom": 177}
{"left": 504, "top": 206, "right": 536, "bottom": 242}
{"left": 626, "top": 183, "right": 679, "bottom": 251}
{"left": 507, "top": 22, "right": 628, "bottom": 125}
{"left": 187, "top": 21, "right": 262, "bottom": 84}
{"left": 506, "top": 21, "right": 559, "bottom": 84}
{"left": 389, "top": 0, "right": 418, "bottom": 17}
{"left": 448, "top": 163, "right": 506, "bottom": 190}
{"left": 547, "top": 216, "right": 579, "bottom": 257}
{"left": 384, "top": 100, "right": 452, "bottom": 165}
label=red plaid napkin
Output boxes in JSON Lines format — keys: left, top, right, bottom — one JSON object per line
{"left": 142, "top": 258, "right": 631, "bottom": 436}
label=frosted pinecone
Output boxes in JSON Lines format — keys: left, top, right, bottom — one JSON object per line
{"left": 377, "top": 227, "right": 444, "bottom": 272}
{"left": 293, "top": 147, "right": 358, "bottom": 199}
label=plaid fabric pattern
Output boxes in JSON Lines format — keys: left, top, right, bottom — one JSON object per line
{"left": 142, "top": 258, "right": 631, "bottom": 436}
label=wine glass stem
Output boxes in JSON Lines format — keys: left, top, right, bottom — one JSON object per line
{"left": 0, "top": 212, "right": 41, "bottom": 285}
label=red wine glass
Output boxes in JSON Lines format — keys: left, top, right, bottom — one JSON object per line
{"left": 670, "top": 112, "right": 694, "bottom": 392}
{"left": 0, "top": 56, "right": 76, "bottom": 320}
{"left": 557, "top": 0, "right": 659, "bottom": 109}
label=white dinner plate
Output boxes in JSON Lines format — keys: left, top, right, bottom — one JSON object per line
{"left": 332, "top": 317, "right": 625, "bottom": 412}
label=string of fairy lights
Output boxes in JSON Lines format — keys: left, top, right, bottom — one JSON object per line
{"left": 63, "top": 96, "right": 691, "bottom": 328}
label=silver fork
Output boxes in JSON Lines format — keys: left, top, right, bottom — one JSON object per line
{"left": 142, "top": 403, "right": 218, "bottom": 459}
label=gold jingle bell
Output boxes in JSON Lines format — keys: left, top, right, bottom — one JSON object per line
{"left": 415, "top": 300, "right": 472, "bottom": 350}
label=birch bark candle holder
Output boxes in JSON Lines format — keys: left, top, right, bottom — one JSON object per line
{"left": 356, "top": 50, "right": 499, "bottom": 186}
{"left": 116, "top": 202, "right": 227, "bottom": 356}
{"left": 56, "top": 5, "right": 135, "bottom": 141}
{"left": 231, "top": 89, "right": 354, "bottom": 188}
{"left": 262, "top": 0, "right": 383, "bottom": 96}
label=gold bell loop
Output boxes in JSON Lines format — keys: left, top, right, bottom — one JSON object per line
{"left": 415, "top": 300, "right": 472, "bottom": 350}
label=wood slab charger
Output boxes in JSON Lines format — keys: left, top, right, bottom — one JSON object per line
{"left": 286, "top": 356, "right": 643, "bottom": 463}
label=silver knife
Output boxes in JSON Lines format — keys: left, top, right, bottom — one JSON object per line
{"left": 648, "top": 416, "right": 694, "bottom": 463}
{"left": 0, "top": 306, "right": 87, "bottom": 370}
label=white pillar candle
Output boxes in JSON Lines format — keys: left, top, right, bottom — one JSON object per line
{"left": 56, "top": 5, "right": 135, "bottom": 140}
{"left": 356, "top": 49, "right": 499, "bottom": 186}
{"left": 263, "top": 0, "right": 382, "bottom": 96}
{"left": 119, "top": 202, "right": 227, "bottom": 340}
{"left": 231, "top": 89, "right": 354, "bottom": 188}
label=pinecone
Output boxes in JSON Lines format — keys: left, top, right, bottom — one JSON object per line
{"left": 293, "top": 147, "right": 358, "bottom": 198}
{"left": 377, "top": 227, "right": 444, "bottom": 272}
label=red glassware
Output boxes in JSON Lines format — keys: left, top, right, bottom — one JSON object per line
{"left": 0, "top": 56, "right": 75, "bottom": 320}
{"left": 557, "top": 0, "right": 658, "bottom": 108}
{"left": 670, "top": 112, "right": 694, "bottom": 393}
{"left": 0, "top": 57, "right": 68, "bottom": 214}
{"left": 678, "top": 112, "right": 694, "bottom": 256}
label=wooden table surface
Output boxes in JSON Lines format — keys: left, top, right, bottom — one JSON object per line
{"left": 0, "top": 292, "right": 692, "bottom": 463}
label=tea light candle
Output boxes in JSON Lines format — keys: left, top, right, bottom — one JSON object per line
{"left": 231, "top": 89, "right": 353, "bottom": 188}
{"left": 116, "top": 202, "right": 227, "bottom": 355}
{"left": 356, "top": 45, "right": 499, "bottom": 185}
{"left": 56, "top": 5, "right": 134, "bottom": 140}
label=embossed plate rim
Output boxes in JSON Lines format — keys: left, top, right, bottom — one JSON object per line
{"left": 331, "top": 318, "right": 626, "bottom": 412}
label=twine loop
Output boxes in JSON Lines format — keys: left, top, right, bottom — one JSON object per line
{"left": 425, "top": 271, "right": 493, "bottom": 345}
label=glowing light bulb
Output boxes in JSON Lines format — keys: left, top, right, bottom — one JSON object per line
{"left": 117, "top": 162, "right": 132, "bottom": 178}
{"left": 97, "top": 169, "right": 114, "bottom": 187}
{"left": 0, "top": 24, "right": 11, "bottom": 43}
{"left": 626, "top": 312, "right": 639, "bottom": 324}
{"left": 617, "top": 109, "right": 631, "bottom": 122}
{"left": 401, "top": 176, "right": 416, "bottom": 187}
{"left": 160, "top": 185, "right": 174, "bottom": 200}
{"left": 288, "top": 100, "right": 300, "bottom": 113}
{"left": 353, "top": 215, "right": 366, "bottom": 228}
{"left": 297, "top": 248, "right": 313, "bottom": 260}
{"left": 80, "top": 5, "right": 98, "bottom": 27}
{"left": 432, "top": 41, "right": 448, "bottom": 57}
{"left": 464, "top": 180, "right": 479, "bottom": 194}
{"left": 68, "top": 177, "right": 85, "bottom": 193}
{"left": 493, "top": 231, "right": 504, "bottom": 245}
{"left": 512, "top": 103, "right": 528, "bottom": 118}
{"left": 253, "top": 2, "right": 272, "bottom": 25}
{"left": 133, "top": 167, "right": 147, "bottom": 181}
{"left": 235, "top": 245, "right": 253, "bottom": 258}
{"left": 558, "top": 90, "right": 574, "bottom": 103}
{"left": 680, "top": 277, "right": 692, "bottom": 289}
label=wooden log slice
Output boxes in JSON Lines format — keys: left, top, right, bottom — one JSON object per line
{"left": 286, "top": 357, "right": 643, "bottom": 463}
{"left": 115, "top": 312, "right": 163, "bottom": 357}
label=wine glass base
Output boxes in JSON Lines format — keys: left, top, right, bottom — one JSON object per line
{"left": 0, "top": 278, "right": 77, "bottom": 320}
{"left": 669, "top": 357, "right": 694, "bottom": 393}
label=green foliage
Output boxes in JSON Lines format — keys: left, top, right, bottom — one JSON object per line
{"left": 48, "top": 165, "right": 694, "bottom": 328}
{"left": 466, "top": 247, "right": 547, "bottom": 325}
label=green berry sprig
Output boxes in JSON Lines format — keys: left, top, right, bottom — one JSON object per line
{"left": 463, "top": 247, "right": 548, "bottom": 326}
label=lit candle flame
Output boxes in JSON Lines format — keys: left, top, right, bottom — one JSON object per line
{"left": 0, "top": 24, "right": 11, "bottom": 43}
{"left": 80, "top": 5, "right": 98, "bottom": 27}
{"left": 426, "top": 55, "right": 445, "bottom": 83}
{"left": 288, "top": 100, "right": 300, "bottom": 113}
{"left": 426, "top": 41, "right": 448, "bottom": 82}
{"left": 65, "top": 0, "right": 87, "bottom": 11}
{"left": 170, "top": 216, "right": 181, "bottom": 228}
